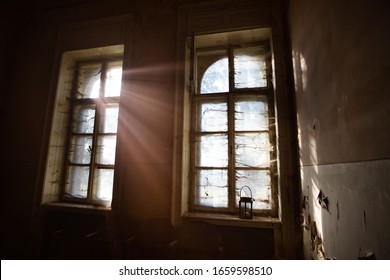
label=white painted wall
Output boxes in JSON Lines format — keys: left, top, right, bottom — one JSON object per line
{"left": 301, "top": 160, "right": 390, "bottom": 259}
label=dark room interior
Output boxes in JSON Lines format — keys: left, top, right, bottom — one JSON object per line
{"left": 1, "top": 0, "right": 389, "bottom": 260}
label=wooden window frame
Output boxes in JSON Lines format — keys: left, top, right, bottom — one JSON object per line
{"left": 61, "top": 58, "right": 122, "bottom": 205}
{"left": 188, "top": 36, "right": 278, "bottom": 217}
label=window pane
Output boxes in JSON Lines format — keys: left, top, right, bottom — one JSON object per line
{"left": 196, "top": 135, "right": 228, "bottom": 167}
{"left": 93, "top": 168, "right": 114, "bottom": 201}
{"left": 200, "top": 58, "right": 229, "bottom": 94}
{"left": 236, "top": 170, "right": 271, "bottom": 209}
{"left": 197, "top": 101, "right": 227, "bottom": 132}
{"left": 69, "top": 136, "right": 93, "bottom": 164}
{"left": 99, "top": 104, "right": 119, "bottom": 133}
{"left": 77, "top": 63, "right": 101, "bottom": 99}
{"left": 72, "top": 105, "right": 96, "bottom": 133}
{"left": 234, "top": 46, "right": 266, "bottom": 89}
{"left": 195, "top": 169, "right": 228, "bottom": 207}
{"left": 65, "top": 166, "right": 89, "bottom": 198}
{"left": 235, "top": 133, "right": 271, "bottom": 168}
{"left": 235, "top": 98, "right": 269, "bottom": 131}
{"left": 105, "top": 61, "right": 122, "bottom": 97}
{"left": 96, "top": 136, "right": 117, "bottom": 165}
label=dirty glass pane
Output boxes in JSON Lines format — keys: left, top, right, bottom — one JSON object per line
{"left": 197, "top": 101, "right": 227, "bottom": 132}
{"left": 105, "top": 61, "right": 123, "bottom": 97}
{"left": 234, "top": 47, "right": 266, "bottom": 89}
{"left": 69, "top": 136, "right": 93, "bottom": 164}
{"left": 96, "top": 136, "right": 117, "bottom": 165}
{"left": 93, "top": 168, "right": 114, "bottom": 201}
{"left": 72, "top": 105, "right": 96, "bottom": 133}
{"left": 77, "top": 63, "right": 101, "bottom": 99}
{"left": 235, "top": 133, "right": 271, "bottom": 168}
{"left": 235, "top": 98, "right": 268, "bottom": 131}
{"left": 99, "top": 104, "right": 119, "bottom": 133}
{"left": 236, "top": 170, "right": 271, "bottom": 209}
{"left": 195, "top": 169, "right": 228, "bottom": 207}
{"left": 65, "top": 166, "right": 89, "bottom": 198}
{"left": 196, "top": 135, "right": 228, "bottom": 167}
{"left": 200, "top": 58, "right": 229, "bottom": 94}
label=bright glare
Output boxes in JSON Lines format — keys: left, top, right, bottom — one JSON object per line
{"left": 105, "top": 68, "right": 122, "bottom": 97}
{"left": 90, "top": 80, "right": 100, "bottom": 98}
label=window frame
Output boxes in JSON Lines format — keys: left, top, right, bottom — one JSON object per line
{"left": 61, "top": 57, "right": 123, "bottom": 205}
{"left": 188, "top": 35, "right": 278, "bottom": 217}
{"left": 41, "top": 44, "right": 127, "bottom": 209}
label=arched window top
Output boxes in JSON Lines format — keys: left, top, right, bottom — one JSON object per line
{"left": 76, "top": 61, "right": 123, "bottom": 99}
{"left": 200, "top": 58, "right": 229, "bottom": 94}
{"left": 77, "top": 63, "right": 101, "bottom": 98}
{"left": 200, "top": 49, "right": 266, "bottom": 94}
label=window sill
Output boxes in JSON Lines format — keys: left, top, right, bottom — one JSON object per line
{"left": 181, "top": 212, "right": 281, "bottom": 229}
{"left": 42, "top": 202, "right": 112, "bottom": 215}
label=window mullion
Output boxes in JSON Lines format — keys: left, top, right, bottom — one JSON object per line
{"left": 227, "top": 47, "right": 236, "bottom": 212}
{"left": 87, "top": 100, "right": 98, "bottom": 202}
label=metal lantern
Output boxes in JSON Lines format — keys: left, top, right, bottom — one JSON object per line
{"left": 239, "top": 186, "right": 253, "bottom": 219}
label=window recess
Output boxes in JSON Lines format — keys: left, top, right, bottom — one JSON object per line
{"left": 42, "top": 45, "right": 124, "bottom": 208}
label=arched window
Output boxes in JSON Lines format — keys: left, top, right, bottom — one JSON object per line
{"left": 200, "top": 54, "right": 266, "bottom": 94}
{"left": 189, "top": 32, "right": 277, "bottom": 216}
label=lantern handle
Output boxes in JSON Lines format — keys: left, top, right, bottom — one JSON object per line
{"left": 239, "top": 186, "right": 253, "bottom": 199}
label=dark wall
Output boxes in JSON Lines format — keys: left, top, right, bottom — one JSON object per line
{"left": 1, "top": 2, "right": 46, "bottom": 259}
{"left": 1, "top": 0, "right": 275, "bottom": 259}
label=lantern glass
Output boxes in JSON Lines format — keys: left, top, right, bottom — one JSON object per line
{"left": 239, "top": 197, "right": 253, "bottom": 219}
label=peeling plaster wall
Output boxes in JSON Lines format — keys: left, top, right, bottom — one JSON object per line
{"left": 289, "top": 0, "right": 390, "bottom": 259}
